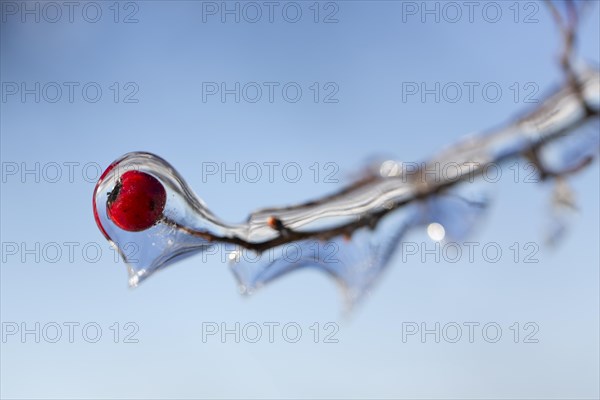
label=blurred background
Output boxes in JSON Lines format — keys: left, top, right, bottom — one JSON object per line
{"left": 1, "top": 1, "right": 599, "bottom": 398}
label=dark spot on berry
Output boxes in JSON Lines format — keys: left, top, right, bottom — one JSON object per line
{"left": 107, "top": 179, "right": 122, "bottom": 208}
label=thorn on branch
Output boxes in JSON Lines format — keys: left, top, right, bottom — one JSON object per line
{"left": 553, "top": 177, "right": 578, "bottom": 211}
{"left": 523, "top": 148, "right": 549, "bottom": 181}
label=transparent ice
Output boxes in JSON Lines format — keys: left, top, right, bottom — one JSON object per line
{"left": 93, "top": 68, "right": 599, "bottom": 304}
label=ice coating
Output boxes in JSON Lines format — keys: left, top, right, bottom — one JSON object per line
{"left": 93, "top": 68, "right": 599, "bottom": 303}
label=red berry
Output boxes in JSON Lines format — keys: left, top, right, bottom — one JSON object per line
{"left": 107, "top": 171, "right": 167, "bottom": 232}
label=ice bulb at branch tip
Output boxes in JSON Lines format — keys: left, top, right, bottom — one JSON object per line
{"left": 92, "top": 152, "right": 232, "bottom": 287}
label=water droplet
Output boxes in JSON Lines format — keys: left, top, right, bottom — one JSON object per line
{"left": 427, "top": 222, "right": 446, "bottom": 241}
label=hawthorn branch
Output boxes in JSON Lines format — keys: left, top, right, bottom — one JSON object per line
{"left": 166, "top": 3, "right": 599, "bottom": 254}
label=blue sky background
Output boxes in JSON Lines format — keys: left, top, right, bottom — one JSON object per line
{"left": 1, "top": 1, "right": 599, "bottom": 398}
